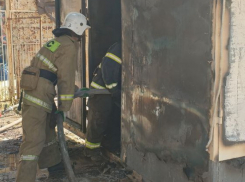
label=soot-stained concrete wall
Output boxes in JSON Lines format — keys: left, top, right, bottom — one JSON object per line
{"left": 121, "top": 0, "right": 213, "bottom": 181}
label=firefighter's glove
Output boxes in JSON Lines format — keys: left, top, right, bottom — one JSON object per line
{"left": 49, "top": 103, "right": 58, "bottom": 128}
{"left": 80, "top": 87, "right": 90, "bottom": 97}
{"left": 75, "top": 87, "right": 92, "bottom": 98}
{"left": 55, "top": 110, "right": 65, "bottom": 121}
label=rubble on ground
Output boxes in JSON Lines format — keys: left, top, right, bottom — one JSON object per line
{"left": 0, "top": 113, "right": 139, "bottom": 182}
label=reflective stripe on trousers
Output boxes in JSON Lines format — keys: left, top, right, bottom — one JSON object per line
{"left": 23, "top": 93, "right": 52, "bottom": 111}
{"left": 85, "top": 139, "right": 100, "bottom": 149}
{"left": 20, "top": 155, "right": 39, "bottom": 161}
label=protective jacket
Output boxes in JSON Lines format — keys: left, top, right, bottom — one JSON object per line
{"left": 23, "top": 35, "right": 78, "bottom": 112}
{"left": 90, "top": 42, "right": 121, "bottom": 95}
{"left": 16, "top": 34, "right": 78, "bottom": 182}
{"left": 85, "top": 42, "right": 122, "bottom": 150}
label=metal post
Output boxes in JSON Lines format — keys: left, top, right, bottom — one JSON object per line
{"left": 0, "top": 12, "right": 6, "bottom": 98}
{"left": 81, "top": 0, "right": 87, "bottom": 133}
{"left": 5, "top": 0, "right": 14, "bottom": 103}
{"left": 40, "top": 17, "right": 42, "bottom": 48}
{"left": 55, "top": 0, "right": 61, "bottom": 28}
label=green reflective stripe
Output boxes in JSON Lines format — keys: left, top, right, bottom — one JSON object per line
{"left": 44, "top": 39, "right": 61, "bottom": 52}
{"left": 60, "top": 94, "right": 74, "bottom": 101}
{"left": 20, "top": 155, "right": 38, "bottom": 161}
{"left": 44, "top": 138, "right": 56, "bottom": 147}
{"left": 24, "top": 93, "right": 52, "bottom": 111}
{"left": 105, "top": 83, "right": 117, "bottom": 89}
{"left": 105, "top": 53, "right": 122, "bottom": 64}
{"left": 91, "top": 81, "right": 106, "bottom": 89}
{"left": 85, "top": 139, "right": 100, "bottom": 149}
{"left": 98, "top": 63, "right": 101, "bottom": 68}
{"left": 36, "top": 53, "right": 57, "bottom": 72}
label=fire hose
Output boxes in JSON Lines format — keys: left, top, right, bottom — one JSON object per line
{"left": 57, "top": 113, "right": 77, "bottom": 182}
{"left": 57, "top": 88, "right": 111, "bottom": 182}
{"left": 0, "top": 89, "right": 110, "bottom": 181}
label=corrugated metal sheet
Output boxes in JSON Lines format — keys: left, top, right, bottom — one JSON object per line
{"left": 9, "top": 12, "right": 54, "bottom": 97}
{"left": 1, "top": 0, "right": 54, "bottom": 102}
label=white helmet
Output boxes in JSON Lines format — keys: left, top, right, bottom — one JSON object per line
{"left": 60, "top": 12, "right": 90, "bottom": 36}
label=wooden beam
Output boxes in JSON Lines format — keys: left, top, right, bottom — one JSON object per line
{"left": 64, "top": 117, "right": 86, "bottom": 139}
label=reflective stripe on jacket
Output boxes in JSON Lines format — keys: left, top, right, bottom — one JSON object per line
{"left": 23, "top": 35, "right": 78, "bottom": 112}
{"left": 90, "top": 42, "right": 122, "bottom": 94}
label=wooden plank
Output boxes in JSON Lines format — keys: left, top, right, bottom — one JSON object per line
{"left": 219, "top": 124, "right": 245, "bottom": 161}
{"left": 64, "top": 117, "right": 85, "bottom": 139}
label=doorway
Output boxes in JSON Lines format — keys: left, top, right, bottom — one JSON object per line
{"left": 84, "top": 0, "right": 122, "bottom": 155}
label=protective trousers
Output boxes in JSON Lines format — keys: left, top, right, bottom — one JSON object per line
{"left": 86, "top": 95, "right": 121, "bottom": 150}
{"left": 16, "top": 104, "right": 61, "bottom": 182}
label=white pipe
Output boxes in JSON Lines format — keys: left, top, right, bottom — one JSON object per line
{"left": 2, "top": 104, "right": 19, "bottom": 114}
{"left": 206, "top": 0, "right": 226, "bottom": 150}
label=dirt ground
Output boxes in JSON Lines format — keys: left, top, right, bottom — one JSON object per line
{"left": 0, "top": 111, "right": 140, "bottom": 182}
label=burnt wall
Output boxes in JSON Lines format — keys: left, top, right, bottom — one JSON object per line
{"left": 121, "top": 0, "right": 213, "bottom": 181}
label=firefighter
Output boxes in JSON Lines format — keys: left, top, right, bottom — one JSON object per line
{"left": 84, "top": 42, "right": 122, "bottom": 161}
{"left": 16, "top": 12, "right": 90, "bottom": 182}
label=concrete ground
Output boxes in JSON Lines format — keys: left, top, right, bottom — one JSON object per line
{"left": 0, "top": 111, "right": 140, "bottom": 182}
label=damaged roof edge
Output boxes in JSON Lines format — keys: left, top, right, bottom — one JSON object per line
{"left": 36, "top": 0, "right": 55, "bottom": 22}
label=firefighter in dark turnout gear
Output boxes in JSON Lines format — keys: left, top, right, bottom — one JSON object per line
{"left": 85, "top": 42, "right": 122, "bottom": 160}
{"left": 16, "top": 12, "right": 90, "bottom": 182}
